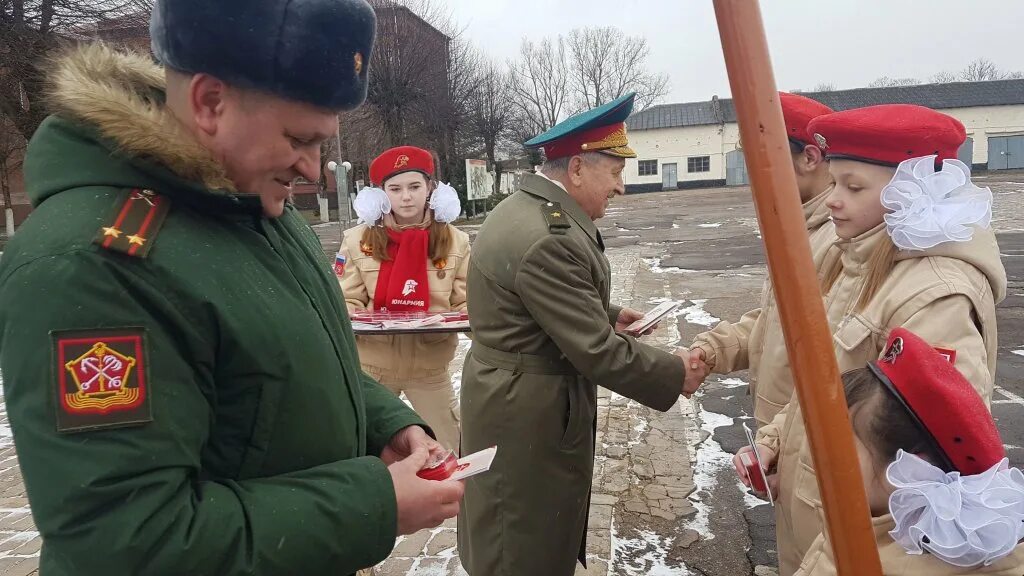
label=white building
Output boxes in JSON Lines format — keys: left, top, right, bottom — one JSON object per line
{"left": 624, "top": 79, "right": 1024, "bottom": 193}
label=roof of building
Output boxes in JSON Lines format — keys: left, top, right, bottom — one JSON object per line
{"left": 627, "top": 79, "right": 1024, "bottom": 131}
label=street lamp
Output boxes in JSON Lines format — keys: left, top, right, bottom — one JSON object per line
{"left": 327, "top": 160, "right": 353, "bottom": 241}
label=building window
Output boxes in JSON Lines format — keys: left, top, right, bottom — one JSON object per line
{"left": 687, "top": 156, "right": 711, "bottom": 173}
{"left": 638, "top": 160, "right": 658, "bottom": 176}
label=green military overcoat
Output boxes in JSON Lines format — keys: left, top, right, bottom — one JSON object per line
{"left": 0, "top": 46, "right": 425, "bottom": 575}
{"left": 457, "top": 174, "right": 686, "bottom": 575}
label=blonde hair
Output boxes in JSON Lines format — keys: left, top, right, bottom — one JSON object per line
{"left": 822, "top": 235, "right": 899, "bottom": 311}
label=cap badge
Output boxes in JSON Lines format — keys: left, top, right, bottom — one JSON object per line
{"left": 354, "top": 53, "right": 364, "bottom": 76}
{"left": 883, "top": 337, "right": 904, "bottom": 364}
{"left": 814, "top": 133, "right": 828, "bottom": 150}
{"left": 394, "top": 155, "right": 410, "bottom": 170}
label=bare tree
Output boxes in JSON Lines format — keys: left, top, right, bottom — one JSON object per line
{"left": 0, "top": 0, "right": 153, "bottom": 141}
{"left": 334, "top": 0, "right": 485, "bottom": 212}
{"left": 565, "top": 26, "right": 669, "bottom": 113}
{"left": 0, "top": 113, "right": 26, "bottom": 235}
{"left": 960, "top": 58, "right": 1005, "bottom": 82}
{"left": 508, "top": 36, "right": 570, "bottom": 139}
{"left": 928, "top": 71, "right": 958, "bottom": 84}
{"left": 812, "top": 82, "right": 837, "bottom": 92}
{"left": 867, "top": 76, "right": 920, "bottom": 88}
{"left": 467, "top": 59, "right": 513, "bottom": 194}
{"left": 1008, "top": 71, "right": 1024, "bottom": 80}
{"left": 346, "top": 0, "right": 453, "bottom": 151}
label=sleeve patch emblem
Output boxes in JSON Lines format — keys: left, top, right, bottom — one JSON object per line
{"left": 52, "top": 328, "right": 153, "bottom": 433}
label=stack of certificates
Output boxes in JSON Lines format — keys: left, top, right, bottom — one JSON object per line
{"left": 350, "top": 311, "right": 471, "bottom": 334}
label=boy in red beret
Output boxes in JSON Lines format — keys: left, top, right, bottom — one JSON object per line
{"left": 692, "top": 92, "right": 836, "bottom": 430}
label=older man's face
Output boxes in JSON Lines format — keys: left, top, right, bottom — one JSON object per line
{"left": 212, "top": 89, "right": 338, "bottom": 217}
{"left": 575, "top": 154, "right": 626, "bottom": 220}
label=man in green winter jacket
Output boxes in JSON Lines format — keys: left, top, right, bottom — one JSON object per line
{"left": 0, "top": 1, "right": 464, "bottom": 574}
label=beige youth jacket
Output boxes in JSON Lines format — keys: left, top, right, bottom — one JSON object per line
{"left": 758, "top": 223, "right": 1007, "bottom": 576}
{"left": 339, "top": 223, "right": 471, "bottom": 379}
{"left": 794, "top": 514, "right": 1024, "bottom": 575}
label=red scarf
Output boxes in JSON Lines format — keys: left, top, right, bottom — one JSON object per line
{"left": 373, "top": 228, "right": 431, "bottom": 312}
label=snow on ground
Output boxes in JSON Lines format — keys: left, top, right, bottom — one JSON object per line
{"left": 698, "top": 223, "right": 722, "bottom": 229}
{"left": 610, "top": 517, "right": 692, "bottom": 576}
{"left": 684, "top": 376, "right": 765, "bottom": 544}
{"left": 643, "top": 258, "right": 697, "bottom": 274}
{"left": 1013, "top": 350, "right": 1024, "bottom": 358}
{"left": 449, "top": 333, "right": 472, "bottom": 396}
{"left": 684, "top": 404, "right": 733, "bottom": 539}
{"left": 718, "top": 377, "right": 749, "bottom": 389}
{"left": 0, "top": 373, "right": 10, "bottom": 450}
{"left": 675, "top": 300, "right": 719, "bottom": 327}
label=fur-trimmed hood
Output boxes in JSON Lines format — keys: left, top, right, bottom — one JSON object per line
{"left": 44, "top": 43, "right": 235, "bottom": 192}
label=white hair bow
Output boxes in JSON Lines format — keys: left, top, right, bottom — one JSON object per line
{"left": 353, "top": 186, "right": 391, "bottom": 225}
{"left": 881, "top": 156, "right": 992, "bottom": 251}
{"left": 887, "top": 450, "right": 1024, "bottom": 568}
{"left": 430, "top": 182, "right": 462, "bottom": 223}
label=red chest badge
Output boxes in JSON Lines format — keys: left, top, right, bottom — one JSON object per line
{"left": 52, "top": 328, "right": 153, "bottom": 433}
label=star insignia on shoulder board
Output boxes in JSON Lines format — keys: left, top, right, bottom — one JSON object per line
{"left": 127, "top": 235, "right": 146, "bottom": 246}
{"left": 102, "top": 227, "right": 122, "bottom": 239}
{"left": 551, "top": 212, "right": 562, "bottom": 218}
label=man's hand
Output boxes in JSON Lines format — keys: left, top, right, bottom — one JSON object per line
{"left": 733, "top": 445, "right": 779, "bottom": 499}
{"left": 388, "top": 447, "right": 465, "bottom": 535}
{"left": 676, "top": 348, "right": 709, "bottom": 397}
{"left": 381, "top": 425, "right": 444, "bottom": 466}
{"left": 615, "top": 307, "right": 657, "bottom": 336}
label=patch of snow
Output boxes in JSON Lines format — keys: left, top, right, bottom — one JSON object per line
{"left": 643, "top": 258, "right": 697, "bottom": 274}
{"left": 1013, "top": 350, "right": 1024, "bottom": 358}
{"left": 629, "top": 415, "right": 649, "bottom": 447}
{"left": 0, "top": 371, "right": 10, "bottom": 449}
{"left": 610, "top": 516, "right": 691, "bottom": 575}
{"left": 683, "top": 403, "right": 735, "bottom": 539}
{"left": 449, "top": 334, "right": 473, "bottom": 396}
{"left": 672, "top": 223, "right": 680, "bottom": 229}
{"left": 698, "top": 223, "right": 722, "bottom": 229}
{"left": 675, "top": 300, "right": 719, "bottom": 327}
{"left": 717, "top": 377, "right": 749, "bottom": 389}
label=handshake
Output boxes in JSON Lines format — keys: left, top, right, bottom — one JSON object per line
{"left": 677, "top": 347, "right": 711, "bottom": 397}
{"left": 613, "top": 307, "right": 711, "bottom": 398}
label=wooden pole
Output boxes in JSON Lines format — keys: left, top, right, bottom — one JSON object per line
{"left": 712, "top": 1, "right": 882, "bottom": 574}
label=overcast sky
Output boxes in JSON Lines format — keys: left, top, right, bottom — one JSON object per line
{"left": 443, "top": 0, "right": 1024, "bottom": 104}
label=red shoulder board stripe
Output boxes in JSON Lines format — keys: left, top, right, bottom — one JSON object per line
{"left": 93, "top": 189, "right": 171, "bottom": 258}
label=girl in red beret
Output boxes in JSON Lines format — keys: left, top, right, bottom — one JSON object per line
{"left": 794, "top": 329, "right": 1023, "bottom": 575}
{"left": 337, "top": 145, "right": 469, "bottom": 452}
{"left": 746, "top": 104, "right": 1007, "bottom": 575}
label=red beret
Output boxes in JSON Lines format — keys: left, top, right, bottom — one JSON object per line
{"left": 370, "top": 146, "right": 435, "bottom": 186}
{"left": 779, "top": 92, "right": 833, "bottom": 147}
{"left": 869, "top": 328, "right": 1004, "bottom": 475}
{"left": 807, "top": 104, "right": 966, "bottom": 166}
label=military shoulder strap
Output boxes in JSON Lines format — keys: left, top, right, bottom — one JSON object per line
{"left": 541, "top": 201, "right": 571, "bottom": 235}
{"left": 93, "top": 188, "right": 171, "bottom": 258}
